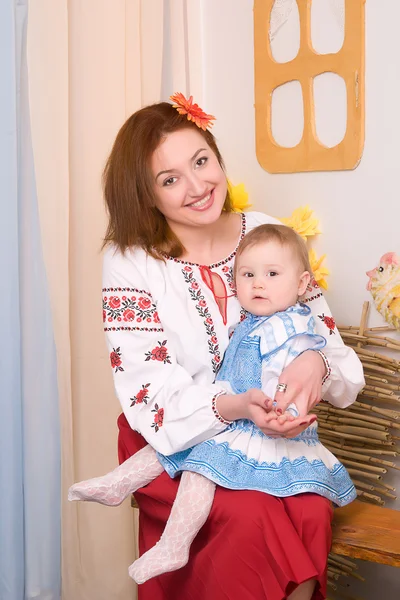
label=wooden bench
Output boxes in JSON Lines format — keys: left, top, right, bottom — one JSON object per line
{"left": 331, "top": 500, "right": 400, "bottom": 567}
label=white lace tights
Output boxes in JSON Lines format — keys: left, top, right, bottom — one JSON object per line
{"left": 130, "top": 471, "right": 216, "bottom": 584}
{"left": 68, "top": 444, "right": 163, "bottom": 506}
{"left": 68, "top": 445, "right": 216, "bottom": 584}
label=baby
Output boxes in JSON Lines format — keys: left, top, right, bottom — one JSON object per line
{"left": 69, "top": 224, "right": 356, "bottom": 584}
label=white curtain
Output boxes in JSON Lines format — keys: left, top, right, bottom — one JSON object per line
{"left": 28, "top": 1, "right": 204, "bottom": 597}
{"left": 0, "top": 1, "right": 60, "bottom": 599}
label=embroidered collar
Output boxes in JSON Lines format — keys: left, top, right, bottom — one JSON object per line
{"left": 160, "top": 213, "right": 247, "bottom": 268}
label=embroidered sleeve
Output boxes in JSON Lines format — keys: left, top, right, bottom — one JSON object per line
{"left": 103, "top": 288, "right": 162, "bottom": 333}
{"left": 102, "top": 247, "right": 229, "bottom": 454}
{"left": 299, "top": 282, "right": 365, "bottom": 408}
{"left": 317, "top": 350, "right": 331, "bottom": 385}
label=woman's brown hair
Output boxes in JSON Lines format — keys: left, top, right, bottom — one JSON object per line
{"left": 103, "top": 102, "right": 233, "bottom": 258}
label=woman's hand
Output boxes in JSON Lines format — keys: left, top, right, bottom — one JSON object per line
{"left": 216, "top": 388, "right": 316, "bottom": 438}
{"left": 273, "top": 350, "right": 326, "bottom": 417}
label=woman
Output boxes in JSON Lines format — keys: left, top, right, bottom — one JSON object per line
{"left": 102, "top": 95, "right": 364, "bottom": 600}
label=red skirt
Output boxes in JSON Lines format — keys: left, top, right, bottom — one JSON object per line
{"left": 118, "top": 414, "right": 333, "bottom": 600}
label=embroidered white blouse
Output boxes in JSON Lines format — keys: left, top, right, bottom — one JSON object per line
{"left": 102, "top": 211, "right": 365, "bottom": 455}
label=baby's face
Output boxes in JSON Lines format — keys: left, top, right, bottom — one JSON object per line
{"left": 235, "top": 240, "right": 310, "bottom": 316}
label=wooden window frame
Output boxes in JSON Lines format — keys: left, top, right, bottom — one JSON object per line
{"left": 254, "top": 0, "right": 366, "bottom": 173}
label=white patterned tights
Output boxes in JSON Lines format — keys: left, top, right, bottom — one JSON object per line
{"left": 68, "top": 444, "right": 216, "bottom": 584}
{"left": 68, "top": 444, "right": 163, "bottom": 506}
{"left": 130, "top": 470, "right": 216, "bottom": 583}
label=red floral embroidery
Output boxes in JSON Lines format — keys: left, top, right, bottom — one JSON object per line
{"left": 318, "top": 313, "right": 336, "bottom": 335}
{"left": 130, "top": 383, "right": 151, "bottom": 406}
{"left": 123, "top": 308, "right": 135, "bottom": 321}
{"left": 300, "top": 278, "right": 323, "bottom": 304}
{"left": 102, "top": 288, "right": 162, "bottom": 331}
{"left": 110, "top": 347, "right": 124, "bottom": 373}
{"left": 222, "top": 265, "right": 236, "bottom": 294}
{"left": 104, "top": 326, "right": 163, "bottom": 332}
{"left": 109, "top": 296, "right": 121, "bottom": 309}
{"left": 182, "top": 267, "right": 221, "bottom": 373}
{"left": 138, "top": 297, "right": 152, "bottom": 310}
{"left": 145, "top": 340, "right": 171, "bottom": 364}
{"left": 240, "top": 308, "right": 248, "bottom": 322}
{"left": 307, "top": 277, "right": 320, "bottom": 292}
{"left": 151, "top": 403, "right": 164, "bottom": 432}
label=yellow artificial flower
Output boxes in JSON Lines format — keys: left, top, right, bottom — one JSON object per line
{"left": 280, "top": 205, "right": 321, "bottom": 241}
{"left": 228, "top": 181, "right": 252, "bottom": 212}
{"left": 309, "top": 248, "right": 329, "bottom": 290}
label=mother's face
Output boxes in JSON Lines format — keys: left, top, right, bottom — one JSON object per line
{"left": 151, "top": 128, "right": 227, "bottom": 230}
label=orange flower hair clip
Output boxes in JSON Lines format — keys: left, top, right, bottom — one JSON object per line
{"left": 170, "top": 93, "right": 216, "bottom": 131}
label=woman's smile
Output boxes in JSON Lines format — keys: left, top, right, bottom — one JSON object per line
{"left": 185, "top": 189, "right": 214, "bottom": 211}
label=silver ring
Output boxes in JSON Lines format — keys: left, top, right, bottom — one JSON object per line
{"left": 276, "top": 383, "right": 288, "bottom": 393}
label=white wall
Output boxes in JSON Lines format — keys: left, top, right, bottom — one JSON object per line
{"left": 201, "top": 0, "right": 399, "bottom": 326}
{"left": 199, "top": 1, "right": 399, "bottom": 597}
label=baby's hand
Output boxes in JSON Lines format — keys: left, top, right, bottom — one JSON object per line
{"left": 276, "top": 412, "right": 295, "bottom": 425}
{"left": 272, "top": 401, "right": 299, "bottom": 424}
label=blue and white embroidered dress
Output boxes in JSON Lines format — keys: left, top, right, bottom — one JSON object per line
{"left": 158, "top": 304, "right": 357, "bottom": 507}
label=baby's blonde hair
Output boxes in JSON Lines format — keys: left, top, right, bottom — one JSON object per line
{"left": 234, "top": 223, "right": 312, "bottom": 275}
